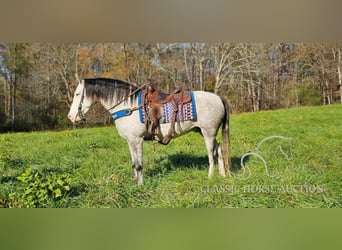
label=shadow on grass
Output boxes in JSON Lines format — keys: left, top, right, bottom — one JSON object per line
{"left": 145, "top": 153, "right": 208, "bottom": 177}
{"left": 146, "top": 153, "right": 249, "bottom": 177}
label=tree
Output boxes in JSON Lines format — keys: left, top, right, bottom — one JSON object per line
{"left": 297, "top": 43, "right": 341, "bottom": 105}
{"left": 0, "top": 43, "right": 31, "bottom": 129}
{"left": 113, "top": 43, "right": 156, "bottom": 84}
{"left": 332, "top": 45, "right": 342, "bottom": 103}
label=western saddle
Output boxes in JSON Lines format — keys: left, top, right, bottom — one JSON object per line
{"left": 142, "top": 85, "right": 191, "bottom": 145}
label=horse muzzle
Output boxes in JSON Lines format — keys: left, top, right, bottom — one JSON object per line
{"left": 68, "top": 113, "right": 85, "bottom": 123}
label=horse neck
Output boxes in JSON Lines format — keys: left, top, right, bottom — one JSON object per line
{"left": 99, "top": 96, "right": 135, "bottom": 114}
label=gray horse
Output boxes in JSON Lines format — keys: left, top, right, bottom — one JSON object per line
{"left": 68, "top": 78, "right": 231, "bottom": 185}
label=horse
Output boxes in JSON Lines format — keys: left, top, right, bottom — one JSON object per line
{"left": 67, "top": 77, "right": 231, "bottom": 185}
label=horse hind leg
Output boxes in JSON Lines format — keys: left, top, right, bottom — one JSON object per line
{"left": 202, "top": 130, "right": 226, "bottom": 178}
{"left": 201, "top": 133, "right": 216, "bottom": 178}
{"left": 202, "top": 133, "right": 214, "bottom": 178}
{"left": 214, "top": 141, "right": 226, "bottom": 177}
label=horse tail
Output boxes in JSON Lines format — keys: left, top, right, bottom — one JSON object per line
{"left": 221, "top": 97, "right": 232, "bottom": 175}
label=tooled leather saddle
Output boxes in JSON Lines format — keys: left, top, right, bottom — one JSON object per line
{"left": 142, "top": 85, "right": 192, "bottom": 145}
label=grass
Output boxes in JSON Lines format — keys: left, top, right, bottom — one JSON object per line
{"left": 0, "top": 105, "right": 341, "bottom": 207}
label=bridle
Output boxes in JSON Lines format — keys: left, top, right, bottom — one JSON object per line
{"left": 77, "top": 87, "right": 87, "bottom": 121}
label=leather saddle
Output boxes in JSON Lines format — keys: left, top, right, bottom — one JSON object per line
{"left": 151, "top": 88, "right": 191, "bottom": 104}
{"left": 142, "top": 85, "right": 192, "bottom": 144}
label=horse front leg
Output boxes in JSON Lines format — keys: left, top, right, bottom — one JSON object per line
{"left": 127, "top": 137, "right": 144, "bottom": 185}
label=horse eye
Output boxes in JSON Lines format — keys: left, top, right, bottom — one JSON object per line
{"left": 75, "top": 93, "right": 80, "bottom": 96}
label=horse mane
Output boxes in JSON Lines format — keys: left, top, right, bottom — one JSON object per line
{"left": 83, "top": 78, "right": 138, "bottom": 102}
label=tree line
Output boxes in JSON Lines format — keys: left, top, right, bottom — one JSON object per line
{"left": 0, "top": 43, "right": 341, "bottom": 132}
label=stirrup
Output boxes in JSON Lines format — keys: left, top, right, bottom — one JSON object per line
{"left": 160, "top": 134, "right": 173, "bottom": 145}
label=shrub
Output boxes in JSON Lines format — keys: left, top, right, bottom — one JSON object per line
{"left": 8, "top": 168, "right": 72, "bottom": 208}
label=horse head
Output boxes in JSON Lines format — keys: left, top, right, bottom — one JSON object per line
{"left": 67, "top": 78, "right": 93, "bottom": 123}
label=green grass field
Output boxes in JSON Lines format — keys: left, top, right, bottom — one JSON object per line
{"left": 0, "top": 105, "right": 341, "bottom": 208}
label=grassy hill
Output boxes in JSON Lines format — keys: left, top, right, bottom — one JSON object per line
{"left": 1, "top": 105, "right": 341, "bottom": 208}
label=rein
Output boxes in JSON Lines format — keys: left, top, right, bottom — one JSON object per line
{"left": 77, "top": 87, "right": 86, "bottom": 121}
{"left": 101, "top": 82, "right": 149, "bottom": 115}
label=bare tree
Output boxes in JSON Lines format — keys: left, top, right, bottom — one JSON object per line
{"left": 333, "top": 45, "right": 342, "bottom": 103}
{"left": 46, "top": 43, "right": 79, "bottom": 106}
{"left": 0, "top": 43, "right": 31, "bottom": 129}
